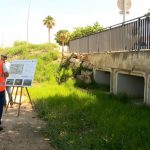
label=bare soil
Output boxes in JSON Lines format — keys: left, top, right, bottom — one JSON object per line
{"left": 0, "top": 99, "right": 55, "bottom": 150}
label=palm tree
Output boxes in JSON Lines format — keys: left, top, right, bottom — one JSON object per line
{"left": 43, "top": 16, "right": 55, "bottom": 43}
{"left": 55, "top": 30, "right": 70, "bottom": 57}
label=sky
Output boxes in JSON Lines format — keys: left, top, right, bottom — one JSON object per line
{"left": 0, "top": 0, "right": 149, "bottom": 47}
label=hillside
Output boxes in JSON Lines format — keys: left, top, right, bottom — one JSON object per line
{"left": 0, "top": 41, "right": 61, "bottom": 83}
{"left": 1, "top": 42, "right": 150, "bottom": 150}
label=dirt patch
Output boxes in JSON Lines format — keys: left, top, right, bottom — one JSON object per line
{"left": 0, "top": 101, "right": 55, "bottom": 150}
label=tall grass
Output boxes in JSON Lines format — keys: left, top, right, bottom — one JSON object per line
{"left": 2, "top": 41, "right": 59, "bottom": 58}
{"left": 0, "top": 41, "right": 60, "bottom": 82}
{"left": 30, "top": 80, "right": 150, "bottom": 150}
{"left": 2, "top": 41, "right": 150, "bottom": 149}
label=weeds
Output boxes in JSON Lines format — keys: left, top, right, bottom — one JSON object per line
{"left": 30, "top": 82, "right": 150, "bottom": 150}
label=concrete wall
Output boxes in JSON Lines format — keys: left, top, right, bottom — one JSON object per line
{"left": 88, "top": 50, "right": 150, "bottom": 73}
{"left": 87, "top": 50, "right": 150, "bottom": 104}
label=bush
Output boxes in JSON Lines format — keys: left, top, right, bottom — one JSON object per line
{"left": 3, "top": 41, "right": 60, "bottom": 83}
{"left": 13, "top": 41, "right": 28, "bottom": 47}
{"left": 28, "top": 43, "right": 59, "bottom": 52}
{"left": 6, "top": 45, "right": 28, "bottom": 56}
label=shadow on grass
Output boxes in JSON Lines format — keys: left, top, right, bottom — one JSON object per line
{"left": 74, "top": 79, "right": 110, "bottom": 92}
{"left": 34, "top": 91, "right": 150, "bottom": 150}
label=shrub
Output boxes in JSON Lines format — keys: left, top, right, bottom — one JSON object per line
{"left": 6, "top": 45, "right": 28, "bottom": 56}
{"left": 13, "top": 41, "right": 28, "bottom": 47}
{"left": 28, "top": 43, "right": 59, "bottom": 52}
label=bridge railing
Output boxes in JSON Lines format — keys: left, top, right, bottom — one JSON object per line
{"left": 69, "top": 15, "right": 150, "bottom": 53}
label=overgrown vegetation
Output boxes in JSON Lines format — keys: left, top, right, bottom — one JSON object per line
{"left": 30, "top": 80, "right": 150, "bottom": 150}
{"left": 2, "top": 41, "right": 150, "bottom": 150}
{"left": 55, "top": 22, "right": 104, "bottom": 46}
{"left": 4, "top": 41, "right": 58, "bottom": 57}
{"left": 0, "top": 41, "right": 60, "bottom": 82}
{"left": 70, "top": 22, "right": 103, "bottom": 40}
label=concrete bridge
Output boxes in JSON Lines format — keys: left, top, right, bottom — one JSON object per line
{"left": 69, "top": 15, "right": 150, "bottom": 104}
{"left": 87, "top": 50, "right": 150, "bottom": 104}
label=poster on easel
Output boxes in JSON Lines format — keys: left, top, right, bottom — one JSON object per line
{"left": 5, "top": 59, "right": 37, "bottom": 87}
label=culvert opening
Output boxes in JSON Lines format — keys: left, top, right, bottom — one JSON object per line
{"left": 117, "top": 73, "right": 144, "bottom": 103}
{"left": 93, "top": 70, "right": 110, "bottom": 91}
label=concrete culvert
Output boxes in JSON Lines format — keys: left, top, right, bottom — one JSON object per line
{"left": 93, "top": 69, "right": 110, "bottom": 88}
{"left": 117, "top": 73, "right": 144, "bottom": 102}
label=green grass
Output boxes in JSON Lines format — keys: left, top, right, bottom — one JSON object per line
{"left": 0, "top": 41, "right": 60, "bottom": 83}
{"left": 2, "top": 41, "right": 150, "bottom": 149}
{"left": 30, "top": 80, "right": 150, "bottom": 150}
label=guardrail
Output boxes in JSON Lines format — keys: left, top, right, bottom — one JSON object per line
{"left": 69, "top": 15, "right": 150, "bottom": 53}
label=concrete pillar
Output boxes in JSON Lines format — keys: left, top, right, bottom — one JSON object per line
{"left": 146, "top": 74, "right": 150, "bottom": 105}
{"left": 111, "top": 69, "right": 118, "bottom": 94}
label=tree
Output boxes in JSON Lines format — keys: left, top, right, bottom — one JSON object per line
{"left": 55, "top": 30, "right": 70, "bottom": 57}
{"left": 43, "top": 16, "right": 55, "bottom": 43}
{"left": 70, "top": 22, "right": 103, "bottom": 40}
{"left": 145, "top": 9, "right": 150, "bottom": 22}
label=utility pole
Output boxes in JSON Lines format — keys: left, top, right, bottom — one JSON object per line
{"left": 27, "top": 0, "right": 31, "bottom": 45}
{"left": 1, "top": 32, "right": 4, "bottom": 48}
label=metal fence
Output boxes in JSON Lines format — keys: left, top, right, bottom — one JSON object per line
{"left": 69, "top": 15, "right": 150, "bottom": 53}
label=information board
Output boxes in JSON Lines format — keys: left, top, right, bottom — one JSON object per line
{"left": 6, "top": 59, "right": 37, "bottom": 87}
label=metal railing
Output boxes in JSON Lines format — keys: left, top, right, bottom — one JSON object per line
{"left": 69, "top": 15, "right": 150, "bottom": 53}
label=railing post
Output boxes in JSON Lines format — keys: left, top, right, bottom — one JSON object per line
{"left": 69, "top": 15, "right": 149, "bottom": 53}
{"left": 137, "top": 18, "right": 140, "bottom": 51}
{"left": 122, "top": 22, "right": 126, "bottom": 50}
{"left": 109, "top": 27, "right": 111, "bottom": 51}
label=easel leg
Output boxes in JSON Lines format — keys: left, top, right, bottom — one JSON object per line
{"left": 11, "top": 86, "right": 15, "bottom": 93}
{"left": 14, "top": 87, "right": 18, "bottom": 103}
{"left": 5, "top": 101, "right": 9, "bottom": 113}
{"left": 10, "top": 87, "right": 14, "bottom": 107}
{"left": 17, "top": 87, "right": 23, "bottom": 116}
{"left": 5, "top": 86, "right": 15, "bottom": 113}
{"left": 5, "top": 86, "right": 33, "bottom": 116}
{"left": 25, "top": 87, "right": 33, "bottom": 108}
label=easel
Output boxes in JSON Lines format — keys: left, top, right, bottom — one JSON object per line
{"left": 5, "top": 86, "right": 33, "bottom": 116}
